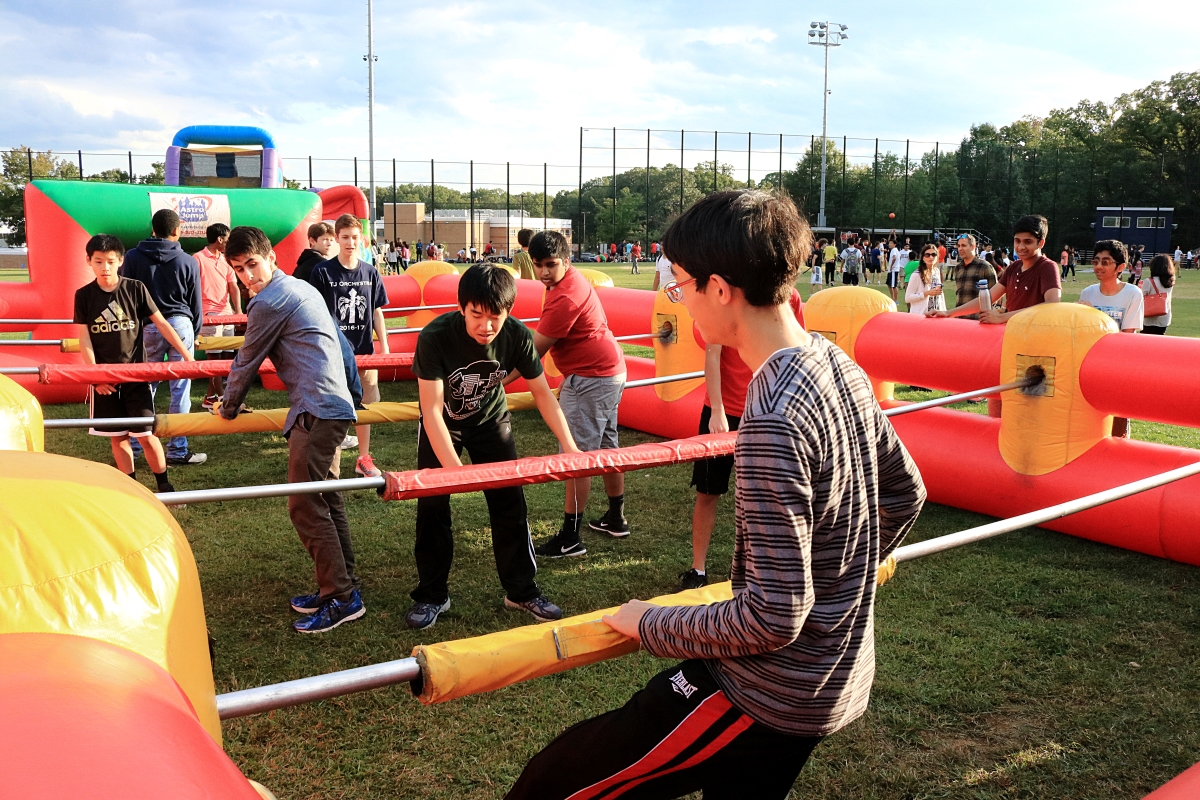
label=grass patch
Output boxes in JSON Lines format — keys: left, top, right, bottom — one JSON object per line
{"left": 33, "top": 261, "right": 1200, "bottom": 798}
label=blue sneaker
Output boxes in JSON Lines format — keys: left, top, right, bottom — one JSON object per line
{"left": 289, "top": 590, "right": 322, "bottom": 614}
{"left": 293, "top": 589, "right": 365, "bottom": 634}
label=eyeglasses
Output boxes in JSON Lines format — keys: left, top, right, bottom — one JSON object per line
{"left": 663, "top": 277, "right": 696, "bottom": 303}
{"left": 1091, "top": 258, "right": 1119, "bottom": 267}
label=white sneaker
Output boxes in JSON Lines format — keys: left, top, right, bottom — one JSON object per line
{"left": 340, "top": 434, "right": 359, "bottom": 450}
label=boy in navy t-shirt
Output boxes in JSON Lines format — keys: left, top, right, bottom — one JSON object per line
{"left": 310, "top": 214, "right": 389, "bottom": 478}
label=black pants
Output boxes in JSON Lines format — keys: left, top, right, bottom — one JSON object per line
{"left": 1144, "top": 325, "right": 1167, "bottom": 335}
{"left": 506, "top": 660, "right": 823, "bottom": 800}
{"left": 412, "top": 413, "right": 540, "bottom": 604}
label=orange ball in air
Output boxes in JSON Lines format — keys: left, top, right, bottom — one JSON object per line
{"left": 889, "top": 212, "right": 896, "bottom": 219}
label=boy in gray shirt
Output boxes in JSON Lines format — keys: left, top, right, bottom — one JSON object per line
{"left": 222, "top": 226, "right": 363, "bottom": 634}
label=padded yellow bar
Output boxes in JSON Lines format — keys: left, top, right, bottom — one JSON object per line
{"left": 195, "top": 335, "right": 244, "bottom": 351}
{"left": 61, "top": 338, "right": 80, "bottom": 353}
{"left": 0, "top": 374, "right": 44, "bottom": 452}
{"left": 414, "top": 555, "right": 902, "bottom": 705}
{"left": 651, "top": 286, "right": 704, "bottom": 401}
{"left": 154, "top": 393, "right": 540, "bottom": 438}
{"left": 0, "top": 450, "right": 220, "bottom": 742}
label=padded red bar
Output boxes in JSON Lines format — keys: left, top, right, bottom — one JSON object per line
{"left": 38, "top": 353, "right": 414, "bottom": 385}
{"left": 382, "top": 432, "right": 736, "bottom": 501}
{"left": 1079, "top": 333, "right": 1200, "bottom": 428}
{"left": 203, "top": 314, "right": 245, "bottom": 326}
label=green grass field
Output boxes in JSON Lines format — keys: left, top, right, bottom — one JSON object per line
{"left": 31, "top": 259, "right": 1200, "bottom": 799}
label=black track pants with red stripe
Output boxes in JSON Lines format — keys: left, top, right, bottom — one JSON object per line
{"left": 505, "top": 660, "right": 823, "bottom": 800}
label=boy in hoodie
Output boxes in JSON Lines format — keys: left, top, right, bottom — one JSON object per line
{"left": 294, "top": 222, "right": 337, "bottom": 283}
{"left": 119, "top": 207, "right": 206, "bottom": 466}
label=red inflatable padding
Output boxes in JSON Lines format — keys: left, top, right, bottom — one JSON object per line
{"left": 1079, "top": 333, "right": 1200, "bottom": 428}
{"left": 617, "top": 356, "right": 706, "bottom": 440}
{"left": 1144, "top": 762, "right": 1200, "bottom": 799}
{"left": 38, "top": 353, "right": 414, "bottom": 385}
{"left": 382, "top": 431, "right": 735, "bottom": 501}
{"left": 203, "top": 313, "right": 246, "bottom": 326}
{"left": 856, "top": 314, "right": 1005, "bottom": 391}
{"left": 317, "top": 185, "right": 368, "bottom": 221}
{"left": 594, "top": 286, "right": 656, "bottom": 337}
{"left": 421, "top": 273, "right": 546, "bottom": 322}
{"left": 0, "top": 185, "right": 93, "bottom": 322}
{"left": 890, "top": 407, "right": 1200, "bottom": 566}
{"left": 382, "top": 273, "right": 422, "bottom": 313}
{"left": 0, "top": 633, "right": 260, "bottom": 799}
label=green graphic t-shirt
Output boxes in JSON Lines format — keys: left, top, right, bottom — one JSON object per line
{"left": 412, "top": 311, "right": 543, "bottom": 429}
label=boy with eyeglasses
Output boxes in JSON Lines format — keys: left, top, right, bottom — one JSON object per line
{"left": 506, "top": 190, "right": 925, "bottom": 800}
{"left": 1080, "top": 239, "right": 1143, "bottom": 439}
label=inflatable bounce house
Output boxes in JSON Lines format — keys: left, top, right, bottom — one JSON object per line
{"left": 3, "top": 124, "right": 1200, "bottom": 797}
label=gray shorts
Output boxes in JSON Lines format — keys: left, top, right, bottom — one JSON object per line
{"left": 559, "top": 373, "right": 625, "bottom": 452}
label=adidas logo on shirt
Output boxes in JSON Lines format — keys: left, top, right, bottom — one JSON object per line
{"left": 92, "top": 300, "right": 137, "bottom": 333}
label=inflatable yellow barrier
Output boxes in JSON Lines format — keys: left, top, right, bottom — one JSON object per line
{"left": 576, "top": 267, "right": 614, "bottom": 288}
{"left": 0, "top": 374, "right": 44, "bottom": 452}
{"left": 154, "top": 393, "right": 541, "bottom": 438}
{"left": 651, "top": 286, "right": 704, "bottom": 401}
{"left": 803, "top": 286, "right": 897, "bottom": 402}
{"left": 0, "top": 450, "right": 220, "bottom": 742}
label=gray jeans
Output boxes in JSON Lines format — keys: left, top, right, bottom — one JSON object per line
{"left": 287, "top": 413, "right": 358, "bottom": 602}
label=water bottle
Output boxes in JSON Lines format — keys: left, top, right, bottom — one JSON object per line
{"left": 977, "top": 279, "right": 991, "bottom": 314}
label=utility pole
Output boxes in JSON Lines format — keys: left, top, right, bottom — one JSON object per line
{"left": 365, "top": 0, "right": 378, "bottom": 239}
{"left": 808, "top": 21, "right": 849, "bottom": 228}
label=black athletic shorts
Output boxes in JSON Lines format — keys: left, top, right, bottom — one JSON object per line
{"left": 89, "top": 382, "right": 155, "bottom": 437}
{"left": 886, "top": 271, "right": 901, "bottom": 289}
{"left": 691, "top": 405, "right": 741, "bottom": 496}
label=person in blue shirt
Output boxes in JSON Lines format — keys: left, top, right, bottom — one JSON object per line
{"left": 222, "top": 226, "right": 364, "bottom": 635}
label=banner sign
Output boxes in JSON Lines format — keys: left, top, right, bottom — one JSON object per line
{"left": 148, "top": 193, "right": 232, "bottom": 238}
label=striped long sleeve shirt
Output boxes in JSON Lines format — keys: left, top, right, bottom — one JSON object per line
{"left": 639, "top": 335, "right": 926, "bottom": 736}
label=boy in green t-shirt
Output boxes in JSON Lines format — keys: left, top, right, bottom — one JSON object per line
{"left": 406, "top": 263, "right": 580, "bottom": 630}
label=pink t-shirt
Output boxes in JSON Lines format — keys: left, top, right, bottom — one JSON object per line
{"left": 194, "top": 247, "right": 236, "bottom": 315}
{"left": 537, "top": 267, "right": 625, "bottom": 378}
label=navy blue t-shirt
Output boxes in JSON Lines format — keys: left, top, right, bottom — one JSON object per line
{"left": 309, "top": 258, "right": 389, "bottom": 356}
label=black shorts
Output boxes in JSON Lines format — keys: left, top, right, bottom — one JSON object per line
{"left": 886, "top": 272, "right": 901, "bottom": 289}
{"left": 89, "top": 382, "right": 155, "bottom": 437}
{"left": 691, "top": 405, "right": 741, "bottom": 495}
{"left": 842, "top": 272, "right": 860, "bottom": 286}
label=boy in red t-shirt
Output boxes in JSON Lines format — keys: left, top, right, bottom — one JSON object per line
{"left": 679, "top": 288, "right": 802, "bottom": 589}
{"left": 528, "top": 231, "right": 629, "bottom": 558}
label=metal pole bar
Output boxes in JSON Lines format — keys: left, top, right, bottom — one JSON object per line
{"left": 933, "top": 142, "right": 939, "bottom": 231}
{"left": 679, "top": 129, "right": 685, "bottom": 213}
{"left": 578, "top": 128, "right": 584, "bottom": 257}
{"left": 543, "top": 162, "right": 548, "bottom": 230}
{"left": 0, "top": 319, "right": 73, "bottom": 325}
{"left": 902, "top": 139, "right": 910, "bottom": 236}
{"left": 382, "top": 303, "right": 458, "bottom": 314}
{"left": 77, "top": 149, "right": 83, "bottom": 179}
{"left": 392, "top": 158, "right": 397, "bottom": 245}
{"left": 713, "top": 130, "right": 718, "bottom": 193}
{"left": 818, "top": 33, "right": 830, "bottom": 227}
{"left": 613, "top": 332, "right": 662, "bottom": 342}
{"left": 0, "top": 368, "right": 40, "bottom": 375}
{"left": 612, "top": 127, "right": 617, "bottom": 235}
{"left": 27, "top": 147, "right": 33, "bottom": 181}
{"left": 470, "top": 160, "right": 475, "bottom": 254}
{"left": 506, "top": 161, "right": 510, "bottom": 254}
{"left": 895, "top": 460, "right": 1200, "bottom": 563}
{"left": 217, "top": 656, "right": 421, "bottom": 720}
{"left": 883, "top": 380, "right": 1032, "bottom": 416}
{"left": 747, "top": 131, "right": 752, "bottom": 186}
{"left": 778, "top": 133, "right": 783, "bottom": 190}
{"left": 646, "top": 128, "right": 651, "bottom": 244}
{"left": 308, "top": 155, "right": 313, "bottom": 188}
{"left": 161, "top": 476, "right": 385, "bottom": 506}
{"left": 624, "top": 370, "right": 705, "bottom": 389}
{"left": 0, "top": 340, "right": 65, "bottom": 346}
{"left": 45, "top": 416, "right": 154, "bottom": 430}
{"left": 872, "top": 138, "right": 879, "bottom": 232}
{"left": 430, "top": 159, "right": 436, "bottom": 243}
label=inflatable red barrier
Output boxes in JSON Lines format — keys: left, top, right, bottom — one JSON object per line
{"left": 382, "top": 432, "right": 736, "bottom": 501}
{"left": 1144, "top": 762, "right": 1200, "bottom": 799}
{"left": 1079, "top": 333, "right": 1200, "bottom": 428}
{"left": 855, "top": 314, "right": 1005, "bottom": 392}
{"left": 0, "top": 633, "right": 261, "bottom": 799}
{"left": 37, "top": 353, "right": 414, "bottom": 385}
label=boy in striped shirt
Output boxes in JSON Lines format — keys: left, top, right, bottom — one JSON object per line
{"left": 506, "top": 190, "right": 926, "bottom": 800}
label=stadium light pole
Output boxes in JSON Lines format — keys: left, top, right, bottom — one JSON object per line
{"left": 364, "top": 0, "right": 378, "bottom": 240}
{"left": 808, "top": 21, "right": 848, "bottom": 229}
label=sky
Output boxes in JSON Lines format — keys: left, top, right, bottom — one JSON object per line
{"left": 3, "top": 0, "right": 1199, "bottom": 192}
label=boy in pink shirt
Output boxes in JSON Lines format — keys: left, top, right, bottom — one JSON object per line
{"left": 194, "top": 223, "right": 241, "bottom": 407}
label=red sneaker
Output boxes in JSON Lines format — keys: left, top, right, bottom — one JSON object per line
{"left": 355, "top": 453, "right": 382, "bottom": 478}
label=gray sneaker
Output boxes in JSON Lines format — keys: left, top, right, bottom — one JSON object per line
{"left": 167, "top": 451, "right": 207, "bottom": 466}
{"left": 504, "top": 594, "right": 563, "bottom": 622}
{"left": 405, "top": 599, "right": 450, "bottom": 630}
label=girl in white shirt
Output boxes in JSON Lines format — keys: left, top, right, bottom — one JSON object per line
{"left": 907, "top": 244, "right": 944, "bottom": 315}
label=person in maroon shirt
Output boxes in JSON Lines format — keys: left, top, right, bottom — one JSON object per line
{"left": 929, "top": 214, "right": 1061, "bottom": 323}
{"left": 528, "top": 231, "right": 630, "bottom": 557}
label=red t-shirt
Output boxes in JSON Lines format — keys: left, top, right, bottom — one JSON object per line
{"left": 999, "top": 255, "right": 1061, "bottom": 313}
{"left": 195, "top": 247, "right": 236, "bottom": 316}
{"left": 538, "top": 267, "right": 626, "bottom": 378}
{"left": 707, "top": 289, "right": 803, "bottom": 418}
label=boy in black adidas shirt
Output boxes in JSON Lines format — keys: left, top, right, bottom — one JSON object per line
{"left": 73, "top": 234, "right": 194, "bottom": 492}
{"left": 406, "top": 263, "right": 579, "bottom": 630}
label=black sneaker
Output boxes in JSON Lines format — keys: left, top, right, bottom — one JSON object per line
{"left": 504, "top": 594, "right": 563, "bottom": 622}
{"left": 290, "top": 590, "right": 322, "bottom": 614}
{"left": 167, "top": 451, "right": 207, "bottom": 466}
{"left": 678, "top": 568, "right": 708, "bottom": 591}
{"left": 405, "top": 599, "right": 451, "bottom": 630}
{"left": 534, "top": 531, "right": 587, "bottom": 558}
{"left": 588, "top": 513, "right": 631, "bottom": 538}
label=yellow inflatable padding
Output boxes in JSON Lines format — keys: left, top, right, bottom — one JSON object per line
{"left": 413, "top": 582, "right": 734, "bottom": 704}
{"left": 576, "top": 268, "right": 614, "bottom": 288}
{"left": 405, "top": 261, "right": 460, "bottom": 328}
{"left": 155, "top": 394, "right": 541, "bottom": 438}
{"left": 803, "top": 286, "right": 896, "bottom": 401}
{"left": 0, "top": 374, "right": 44, "bottom": 452}
{"left": 195, "top": 335, "right": 244, "bottom": 351}
{"left": 0, "top": 450, "right": 220, "bottom": 742}
{"left": 999, "top": 303, "right": 1116, "bottom": 476}
{"left": 651, "top": 286, "right": 704, "bottom": 401}
{"left": 414, "top": 555, "right": 899, "bottom": 705}
{"left": 495, "top": 263, "right": 519, "bottom": 279}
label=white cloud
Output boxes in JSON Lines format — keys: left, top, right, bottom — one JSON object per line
{"left": 679, "top": 26, "right": 777, "bottom": 46}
